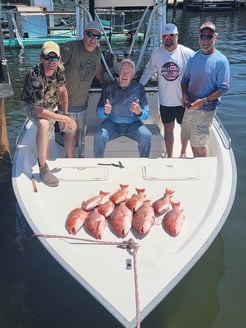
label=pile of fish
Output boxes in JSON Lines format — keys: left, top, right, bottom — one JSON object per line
{"left": 65, "top": 184, "right": 185, "bottom": 239}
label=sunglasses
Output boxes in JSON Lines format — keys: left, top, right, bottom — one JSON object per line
{"left": 43, "top": 55, "right": 60, "bottom": 61}
{"left": 200, "top": 34, "right": 214, "bottom": 40}
{"left": 86, "top": 31, "right": 101, "bottom": 40}
{"left": 163, "top": 34, "right": 176, "bottom": 38}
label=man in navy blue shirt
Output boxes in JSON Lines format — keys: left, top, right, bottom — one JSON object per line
{"left": 94, "top": 59, "right": 152, "bottom": 157}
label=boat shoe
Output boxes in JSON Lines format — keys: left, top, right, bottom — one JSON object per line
{"left": 39, "top": 163, "right": 59, "bottom": 187}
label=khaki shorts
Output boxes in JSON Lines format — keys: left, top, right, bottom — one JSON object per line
{"left": 65, "top": 110, "right": 87, "bottom": 134}
{"left": 181, "top": 108, "right": 215, "bottom": 148}
{"left": 21, "top": 101, "right": 56, "bottom": 139}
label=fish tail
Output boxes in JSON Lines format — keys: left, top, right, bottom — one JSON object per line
{"left": 119, "top": 184, "right": 129, "bottom": 189}
{"left": 135, "top": 187, "right": 145, "bottom": 193}
{"left": 166, "top": 188, "right": 175, "bottom": 195}
{"left": 100, "top": 190, "right": 110, "bottom": 196}
{"left": 170, "top": 200, "right": 180, "bottom": 207}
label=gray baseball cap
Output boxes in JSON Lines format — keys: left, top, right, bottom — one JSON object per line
{"left": 85, "top": 21, "right": 103, "bottom": 33}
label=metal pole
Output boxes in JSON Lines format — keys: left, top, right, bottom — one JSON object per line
{"left": 89, "top": 0, "right": 95, "bottom": 19}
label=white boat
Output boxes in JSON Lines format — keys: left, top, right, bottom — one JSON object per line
{"left": 185, "top": 0, "right": 239, "bottom": 10}
{"left": 12, "top": 1, "right": 237, "bottom": 327}
{"left": 185, "top": 0, "right": 246, "bottom": 10}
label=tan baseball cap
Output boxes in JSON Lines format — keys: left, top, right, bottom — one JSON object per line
{"left": 41, "top": 41, "right": 60, "bottom": 56}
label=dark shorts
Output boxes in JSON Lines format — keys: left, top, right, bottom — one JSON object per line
{"left": 160, "top": 105, "right": 185, "bottom": 124}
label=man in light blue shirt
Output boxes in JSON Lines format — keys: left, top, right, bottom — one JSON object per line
{"left": 94, "top": 59, "right": 152, "bottom": 157}
{"left": 181, "top": 21, "right": 230, "bottom": 157}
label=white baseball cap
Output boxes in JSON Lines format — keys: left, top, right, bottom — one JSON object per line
{"left": 162, "top": 23, "right": 178, "bottom": 35}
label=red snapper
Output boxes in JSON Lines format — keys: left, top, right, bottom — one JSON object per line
{"left": 66, "top": 207, "right": 89, "bottom": 235}
{"left": 132, "top": 200, "right": 155, "bottom": 235}
{"left": 162, "top": 200, "right": 185, "bottom": 237}
{"left": 109, "top": 201, "right": 133, "bottom": 238}
{"left": 85, "top": 207, "right": 107, "bottom": 239}
{"left": 152, "top": 188, "right": 175, "bottom": 216}
{"left": 126, "top": 188, "right": 146, "bottom": 212}
{"left": 110, "top": 184, "right": 129, "bottom": 204}
{"left": 82, "top": 190, "right": 110, "bottom": 211}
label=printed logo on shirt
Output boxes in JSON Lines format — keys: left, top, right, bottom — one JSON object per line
{"left": 160, "top": 62, "right": 180, "bottom": 81}
{"left": 79, "top": 59, "right": 97, "bottom": 82}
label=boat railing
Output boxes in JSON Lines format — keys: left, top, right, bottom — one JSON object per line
{"left": 213, "top": 115, "right": 232, "bottom": 150}
{"left": 10, "top": 14, "right": 24, "bottom": 48}
{"left": 136, "top": 1, "right": 166, "bottom": 73}
{"left": 15, "top": 118, "right": 31, "bottom": 148}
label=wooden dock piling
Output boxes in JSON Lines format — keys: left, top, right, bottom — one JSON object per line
{"left": 0, "top": 98, "right": 12, "bottom": 182}
{"left": 0, "top": 22, "right": 13, "bottom": 182}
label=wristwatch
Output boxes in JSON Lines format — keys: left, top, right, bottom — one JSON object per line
{"left": 203, "top": 97, "right": 209, "bottom": 105}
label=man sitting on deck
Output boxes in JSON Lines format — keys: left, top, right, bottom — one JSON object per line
{"left": 94, "top": 59, "right": 152, "bottom": 158}
{"left": 21, "top": 41, "right": 76, "bottom": 187}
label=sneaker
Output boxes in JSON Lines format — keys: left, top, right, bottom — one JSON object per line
{"left": 39, "top": 163, "right": 59, "bottom": 187}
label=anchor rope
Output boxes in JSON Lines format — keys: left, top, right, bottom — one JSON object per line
{"left": 132, "top": 241, "right": 141, "bottom": 328}
{"left": 33, "top": 234, "right": 142, "bottom": 327}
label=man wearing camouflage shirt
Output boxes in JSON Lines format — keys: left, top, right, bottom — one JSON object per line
{"left": 21, "top": 41, "right": 76, "bottom": 187}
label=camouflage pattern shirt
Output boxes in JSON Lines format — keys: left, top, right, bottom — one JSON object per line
{"left": 21, "top": 63, "right": 66, "bottom": 111}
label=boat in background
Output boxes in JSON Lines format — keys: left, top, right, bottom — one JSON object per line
{"left": 1, "top": 0, "right": 146, "bottom": 48}
{"left": 185, "top": 0, "right": 246, "bottom": 10}
{"left": 11, "top": 0, "right": 237, "bottom": 327}
{"left": 1, "top": 0, "right": 76, "bottom": 48}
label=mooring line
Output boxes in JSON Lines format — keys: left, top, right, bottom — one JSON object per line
{"left": 33, "top": 234, "right": 142, "bottom": 327}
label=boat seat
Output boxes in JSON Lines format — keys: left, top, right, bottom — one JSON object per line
{"left": 85, "top": 124, "right": 163, "bottom": 158}
{"left": 54, "top": 122, "right": 163, "bottom": 159}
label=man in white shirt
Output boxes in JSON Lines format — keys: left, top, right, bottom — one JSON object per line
{"left": 140, "top": 23, "right": 194, "bottom": 157}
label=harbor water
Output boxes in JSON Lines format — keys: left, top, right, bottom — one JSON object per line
{"left": 1, "top": 8, "right": 246, "bottom": 328}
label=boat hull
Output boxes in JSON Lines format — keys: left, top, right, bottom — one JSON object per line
{"left": 12, "top": 115, "right": 237, "bottom": 327}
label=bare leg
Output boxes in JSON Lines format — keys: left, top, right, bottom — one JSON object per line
{"left": 78, "top": 122, "right": 86, "bottom": 158}
{"left": 46, "top": 140, "right": 51, "bottom": 159}
{"left": 164, "top": 121, "right": 175, "bottom": 158}
{"left": 36, "top": 119, "right": 50, "bottom": 167}
{"left": 64, "top": 131, "right": 77, "bottom": 158}
{"left": 36, "top": 119, "right": 59, "bottom": 187}
{"left": 180, "top": 139, "right": 188, "bottom": 158}
{"left": 192, "top": 146, "right": 207, "bottom": 157}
